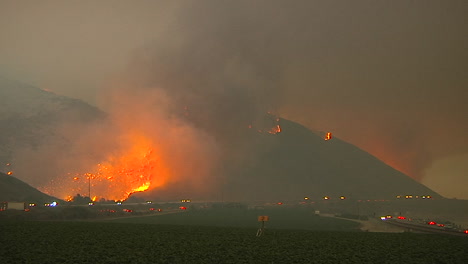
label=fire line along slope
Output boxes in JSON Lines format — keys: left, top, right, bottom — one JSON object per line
{"left": 216, "top": 117, "right": 441, "bottom": 202}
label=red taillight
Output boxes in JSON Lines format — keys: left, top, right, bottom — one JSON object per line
{"left": 179, "top": 206, "right": 186, "bottom": 210}
{"left": 428, "top": 221, "right": 436, "bottom": 225}
{"left": 464, "top": 230, "right": 468, "bottom": 234}
{"left": 397, "top": 216, "right": 406, "bottom": 220}
{"left": 437, "top": 224, "right": 444, "bottom": 227}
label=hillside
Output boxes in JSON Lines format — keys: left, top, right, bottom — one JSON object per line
{"left": 0, "top": 172, "right": 59, "bottom": 203}
{"left": 0, "top": 78, "right": 441, "bottom": 202}
{"left": 0, "top": 77, "right": 104, "bottom": 163}
{"left": 0, "top": 77, "right": 102, "bottom": 121}
{"left": 216, "top": 118, "right": 440, "bottom": 201}
{"left": 140, "top": 116, "right": 441, "bottom": 202}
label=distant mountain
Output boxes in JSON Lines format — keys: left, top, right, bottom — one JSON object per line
{"left": 0, "top": 77, "right": 102, "bottom": 121}
{"left": 0, "top": 172, "right": 59, "bottom": 203}
{"left": 0, "top": 76, "right": 104, "bottom": 163}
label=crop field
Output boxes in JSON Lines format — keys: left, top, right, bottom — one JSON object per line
{"left": 105, "top": 208, "right": 361, "bottom": 231}
{"left": 1, "top": 221, "right": 467, "bottom": 264}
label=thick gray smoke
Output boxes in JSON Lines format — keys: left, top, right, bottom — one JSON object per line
{"left": 117, "top": 2, "right": 285, "bottom": 139}
{"left": 1, "top": 0, "right": 467, "bottom": 198}
{"left": 115, "top": 0, "right": 468, "bottom": 182}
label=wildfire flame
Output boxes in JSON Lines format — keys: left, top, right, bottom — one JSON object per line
{"left": 268, "top": 124, "right": 282, "bottom": 134}
{"left": 66, "top": 134, "right": 168, "bottom": 201}
{"left": 252, "top": 115, "right": 282, "bottom": 135}
{"left": 131, "top": 182, "right": 151, "bottom": 193}
{"left": 324, "top": 132, "right": 332, "bottom": 141}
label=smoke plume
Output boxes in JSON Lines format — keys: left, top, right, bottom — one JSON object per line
{"left": 1, "top": 0, "right": 467, "bottom": 198}
{"left": 117, "top": 0, "right": 468, "bottom": 182}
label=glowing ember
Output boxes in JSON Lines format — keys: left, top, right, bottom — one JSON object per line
{"left": 7, "top": 171, "right": 13, "bottom": 175}
{"left": 254, "top": 114, "right": 282, "bottom": 134}
{"left": 268, "top": 124, "right": 281, "bottom": 134}
{"left": 324, "top": 132, "right": 332, "bottom": 141}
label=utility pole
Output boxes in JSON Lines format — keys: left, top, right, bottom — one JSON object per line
{"left": 88, "top": 175, "right": 91, "bottom": 202}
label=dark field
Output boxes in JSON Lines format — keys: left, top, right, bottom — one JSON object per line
{"left": 105, "top": 208, "right": 361, "bottom": 231}
{"left": 1, "top": 220, "right": 467, "bottom": 264}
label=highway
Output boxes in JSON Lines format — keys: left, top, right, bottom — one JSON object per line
{"left": 383, "top": 218, "right": 468, "bottom": 237}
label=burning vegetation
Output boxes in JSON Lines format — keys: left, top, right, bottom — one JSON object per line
{"left": 268, "top": 117, "right": 282, "bottom": 134}
{"left": 1, "top": 163, "right": 13, "bottom": 176}
{"left": 268, "top": 124, "right": 282, "bottom": 135}
{"left": 249, "top": 114, "right": 282, "bottom": 135}
{"left": 64, "top": 134, "right": 168, "bottom": 201}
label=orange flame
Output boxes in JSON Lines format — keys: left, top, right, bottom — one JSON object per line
{"left": 7, "top": 171, "right": 13, "bottom": 175}
{"left": 268, "top": 125, "right": 282, "bottom": 134}
{"left": 324, "top": 132, "right": 332, "bottom": 141}
{"left": 67, "top": 134, "right": 169, "bottom": 201}
{"left": 130, "top": 182, "right": 151, "bottom": 193}
{"left": 255, "top": 115, "right": 282, "bottom": 134}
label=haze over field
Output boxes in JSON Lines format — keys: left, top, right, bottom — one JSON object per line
{"left": 0, "top": 0, "right": 467, "bottom": 199}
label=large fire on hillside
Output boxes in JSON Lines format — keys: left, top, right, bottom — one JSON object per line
{"left": 64, "top": 134, "right": 169, "bottom": 201}
{"left": 29, "top": 84, "right": 221, "bottom": 203}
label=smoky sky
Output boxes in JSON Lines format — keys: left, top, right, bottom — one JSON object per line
{"left": 0, "top": 0, "right": 467, "bottom": 198}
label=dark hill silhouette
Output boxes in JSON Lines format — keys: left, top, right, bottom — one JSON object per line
{"left": 218, "top": 117, "right": 441, "bottom": 201}
{"left": 0, "top": 172, "right": 59, "bottom": 203}
{"left": 140, "top": 116, "right": 441, "bottom": 202}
